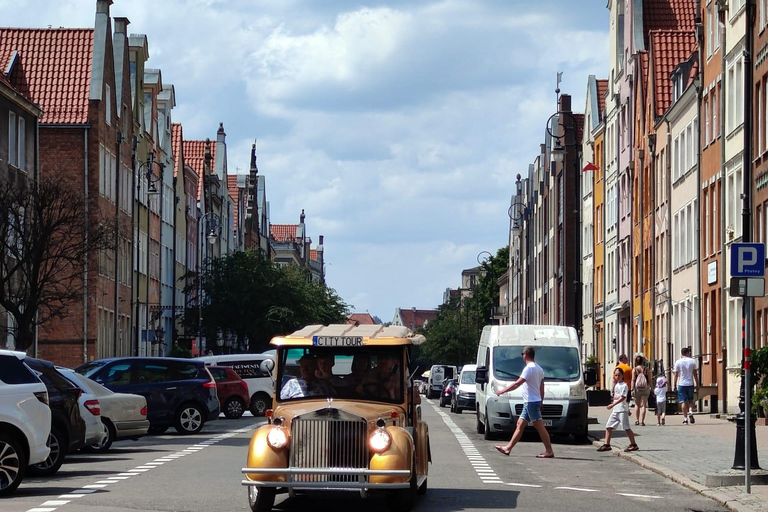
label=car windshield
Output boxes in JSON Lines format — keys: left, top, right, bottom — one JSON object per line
{"left": 492, "top": 346, "right": 580, "bottom": 382}
{"left": 75, "top": 361, "right": 106, "bottom": 376}
{"left": 277, "top": 346, "right": 403, "bottom": 404}
{"left": 461, "top": 371, "right": 476, "bottom": 384}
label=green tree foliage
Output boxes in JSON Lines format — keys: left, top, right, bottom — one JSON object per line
{"left": 183, "top": 250, "right": 349, "bottom": 352}
{"left": 417, "top": 246, "right": 508, "bottom": 366}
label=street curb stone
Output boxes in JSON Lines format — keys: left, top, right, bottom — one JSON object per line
{"left": 589, "top": 436, "right": 763, "bottom": 512}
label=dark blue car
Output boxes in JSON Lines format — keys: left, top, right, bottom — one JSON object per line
{"left": 75, "top": 357, "right": 220, "bottom": 435}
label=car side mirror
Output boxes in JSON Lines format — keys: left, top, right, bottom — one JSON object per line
{"left": 260, "top": 359, "right": 275, "bottom": 380}
{"left": 475, "top": 367, "right": 488, "bottom": 385}
{"left": 584, "top": 368, "right": 598, "bottom": 387}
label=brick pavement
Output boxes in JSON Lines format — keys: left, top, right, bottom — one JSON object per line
{"left": 588, "top": 405, "right": 768, "bottom": 512}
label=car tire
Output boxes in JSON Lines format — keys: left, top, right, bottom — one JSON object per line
{"left": 148, "top": 425, "right": 168, "bottom": 435}
{"left": 174, "top": 403, "right": 205, "bottom": 435}
{"left": 388, "top": 462, "right": 417, "bottom": 512}
{"left": 0, "top": 431, "right": 26, "bottom": 496}
{"left": 249, "top": 393, "right": 270, "bottom": 417}
{"left": 224, "top": 397, "right": 246, "bottom": 419}
{"left": 88, "top": 420, "right": 115, "bottom": 452}
{"left": 455, "top": 404, "right": 462, "bottom": 415}
{"left": 482, "top": 409, "right": 493, "bottom": 440}
{"left": 247, "top": 485, "right": 276, "bottom": 512}
{"left": 476, "top": 409, "right": 485, "bottom": 434}
{"left": 28, "top": 427, "right": 66, "bottom": 477}
{"left": 449, "top": 399, "right": 455, "bottom": 413}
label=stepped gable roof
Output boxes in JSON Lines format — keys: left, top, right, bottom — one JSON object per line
{"left": 227, "top": 175, "right": 239, "bottom": 227}
{"left": 650, "top": 30, "right": 696, "bottom": 117}
{"left": 171, "top": 123, "right": 183, "bottom": 177}
{"left": 596, "top": 79, "right": 608, "bottom": 120}
{"left": 183, "top": 139, "right": 216, "bottom": 200}
{"left": 398, "top": 308, "right": 438, "bottom": 329}
{"left": 0, "top": 28, "right": 94, "bottom": 124}
{"left": 642, "top": 0, "right": 696, "bottom": 49}
{"left": 347, "top": 313, "right": 376, "bottom": 325}
{"left": 270, "top": 224, "right": 298, "bottom": 242}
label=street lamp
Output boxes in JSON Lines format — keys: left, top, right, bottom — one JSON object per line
{"left": 508, "top": 174, "right": 526, "bottom": 324}
{"left": 135, "top": 155, "right": 163, "bottom": 356}
{"left": 197, "top": 212, "right": 220, "bottom": 355}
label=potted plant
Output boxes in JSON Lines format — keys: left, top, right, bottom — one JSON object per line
{"left": 752, "top": 346, "right": 768, "bottom": 425}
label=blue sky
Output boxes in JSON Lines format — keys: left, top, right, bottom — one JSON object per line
{"left": 2, "top": 0, "right": 609, "bottom": 321}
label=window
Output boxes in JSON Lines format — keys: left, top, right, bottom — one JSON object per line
{"left": 704, "top": 95, "right": 711, "bottom": 143}
{"left": 17, "top": 117, "right": 25, "bottom": 171}
{"left": 8, "top": 111, "right": 17, "bottom": 167}
{"left": 727, "top": 56, "right": 744, "bottom": 134}
{"left": 105, "top": 84, "right": 111, "bottom": 126}
{"left": 713, "top": 84, "right": 719, "bottom": 141}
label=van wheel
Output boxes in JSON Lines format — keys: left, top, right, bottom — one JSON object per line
{"left": 247, "top": 485, "right": 275, "bottom": 512}
{"left": 0, "top": 432, "right": 26, "bottom": 496}
{"left": 476, "top": 410, "right": 485, "bottom": 434}
{"left": 249, "top": 393, "right": 270, "bottom": 417}
{"left": 482, "top": 409, "right": 493, "bottom": 440}
{"left": 28, "top": 427, "right": 66, "bottom": 477}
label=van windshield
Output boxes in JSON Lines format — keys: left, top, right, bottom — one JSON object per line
{"left": 460, "top": 371, "right": 476, "bottom": 384}
{"left": 492, "top": 346, "right": 580, "bottom": 382}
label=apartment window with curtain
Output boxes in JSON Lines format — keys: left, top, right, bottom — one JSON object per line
{"left": 8, "top": 111, "right": 17, "bottom": 167}
{"left": 712, "top": 84, "right": 719, "bottom": 141}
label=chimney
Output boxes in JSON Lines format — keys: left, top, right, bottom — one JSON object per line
{"left": 114, "top": 16, "right": 129, "bottom": 34}
{"left": 217, "top": 122, "right": 226, "bottom": 143}
{"left": 96, "top": 0, "right": 112, "bottom": 15}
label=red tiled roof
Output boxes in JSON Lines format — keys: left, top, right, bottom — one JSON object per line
{"left": 596, "top": 79, "right": 608, "bottom": 120}
{"left": 650, "top": 30, "right": 697, "bottom": 117}
{"left": 270, "top": 224, "right": 298, "bottom": 242}
{"left": 642, "top": 0, "right": 696, "bottom": 48}
{"left": 639, "top": 51, "right": 650, "bottom": 97}
{"left": 227, "top": 175, "right": 239, "bottom": 227}
{"left": 346, "top": 313, "right": 376, "bottom": 325}
{"left": 0, "top": 28, "right": 94, "bottom": 124}
{"left": 183, "top": 139, "right": 216, "bottom": 200}
{"left": 309, "top": 249, "right": 318, "bottom": 261}
{"left": 398, "top": 309, "right": 438, "bottom": 330}
{"left": 171, "top": 123, "right": 183, "bottom": 178}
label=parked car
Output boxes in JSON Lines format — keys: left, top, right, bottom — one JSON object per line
{"left": 22, "top": 357, "right": 87, "bottom": 476}
{"left": 58, "top": 368, "right": 149, "bottom": 452}
{"left": 75, "top": 357, "right": 220, "bottom": 435}
{"left": 0, "top": 350, "right": 51, "bottom": 496}
{"left": 428, "top": 364, "right": 457, "bottom": 399}
{"left": 450, "top": 364, "right": 477, "bottom": 414}
{"left": 207, "top": 366, "right": 250, "bottom": 419}
{"left": 439, "top": 379, "right": 457, "bottom": 407}
{"left": 197, "top": 354, "right": 274, "bottom": 416}
{"left": 53, "top": 368, "right": 105, "bottom": 448}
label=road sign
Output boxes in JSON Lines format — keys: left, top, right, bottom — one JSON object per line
{"left": 730, "top": 243, "right": 766, "bottom": 277}
{"left": 729, "top": 277, "right": 766, "bottom": 297}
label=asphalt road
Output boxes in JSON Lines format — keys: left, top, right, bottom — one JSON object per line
{"left": 1, "top": 401, "right": 728, "bottom": 512}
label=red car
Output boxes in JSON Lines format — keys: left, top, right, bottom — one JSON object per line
{"left": 208, "top": 366, "right": 250, "bottom": 419}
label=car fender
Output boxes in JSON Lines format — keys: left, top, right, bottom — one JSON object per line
{"left": 370, "top": 426, "right": 413, "bottom": 484}
{"left": 245, "top": 424, "right": 288, "bottom": 482}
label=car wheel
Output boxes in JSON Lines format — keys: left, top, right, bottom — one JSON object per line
{"left": 174, "top": 403, "right": 205, "bottom": 435}
{"left": 224, "top": 397, "right": 246, "bottom": 419}
{"left": 28, "top": 427, "right": 66, "bottom": 477}
{"left": 247, "top": 485, "right": 276, "bottom": 512}
{"left": 88, "top": 420, "right": 115, "bottom": 452}
{"left": 249, "top": 393, "right": 270, "bottom": 417}
{"left": 0, "top": 432, "right": 26, "bottom": 496}
{"left": 476, "top": 409, "right": 485, "bottom": 434}
{"left": 455, "top": 403, "right": 462, "bottom": 415}
{"left": 482, "top": 409, "right": 493, "bottom": 440}
{"left": 148, "top": 425, "right": 168, "bottom": 435}
{"left": 388, "top": 463, "right": 417, "bottom": 512}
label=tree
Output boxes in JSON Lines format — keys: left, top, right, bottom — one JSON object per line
{"left": 0, "top": 177, "right": 112, "bottom": 352}
{"left": 184, "top": 250, "right": 350, "bottom": 352}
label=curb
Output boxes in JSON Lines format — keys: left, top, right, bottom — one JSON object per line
{"left": 588, "top": 436, "right": 757, "bottom": 512}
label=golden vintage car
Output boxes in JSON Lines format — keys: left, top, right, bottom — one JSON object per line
{"left": 242, "top": 324, "right": 430, "bottom": 512}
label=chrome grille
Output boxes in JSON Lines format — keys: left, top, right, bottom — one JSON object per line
{"left": 514, "top": 404, "right": 563, "bottom": 417}
{"left": 290, "top": 412, "right": 368, "bottom": 483}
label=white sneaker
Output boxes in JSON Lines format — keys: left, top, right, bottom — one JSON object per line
{"left": 682, "top": 419, "right": 688, "bottom": 425}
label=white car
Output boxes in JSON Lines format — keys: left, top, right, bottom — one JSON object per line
{"left": 59, "top": 368, "right": 149, "bottom": 452}
{"left": 0, "top": 349, "right": 51, "bottom": 496}
{"left": 197, "top": 354, "right": 274, "bottom": 416}
{"left": 57, "top": 368, "right": 105, "bottom": 447}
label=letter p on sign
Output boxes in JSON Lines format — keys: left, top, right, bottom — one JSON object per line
{"left": 730, "top": 243, "right": 766, "bottom": 277}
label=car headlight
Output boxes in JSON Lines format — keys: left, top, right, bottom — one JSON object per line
{"left": 369, "top": 427, "right": 392, "bottom": 453}
{"left": 570, "top": 382, "right": 585, "bottom": 399}
{"left": 491, "top": 380, "right": 506, "bottom": 395}
{"left": 266, "top": 427, "right": 289, "bottom": 449}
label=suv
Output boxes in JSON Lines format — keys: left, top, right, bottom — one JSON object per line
{"left": 0, "top": 350, "right": 51, "bottom": 496}
{"left": 243, "top": 324, "right": 430, "bottom": 512}
{"left": 197, "top": 354, "right": 274, "bottom": 416}
{"left": 22, "top": 357, "right": 87, "bottom": 477}
{"left": 208, "top": 366, "right": 250, "bottom": 419}
{"left": 75, "top": 357, "right": 220, "bottom": 435}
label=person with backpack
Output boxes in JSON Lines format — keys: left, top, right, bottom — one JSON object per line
{"left": 632, "top": 354, "right": 651, "bottom": 426}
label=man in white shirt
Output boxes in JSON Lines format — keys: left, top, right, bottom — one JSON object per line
{"left": 673, "top": 347, "right": 699, "bottom": 424}
{"left": 493, "top": 346, "right": 554, "bottom": 458}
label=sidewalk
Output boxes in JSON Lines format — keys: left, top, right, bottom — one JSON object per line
{"left": 588, "top": 406, "right": 768, "bottom": 512}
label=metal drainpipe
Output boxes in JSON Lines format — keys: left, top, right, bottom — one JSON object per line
{"left": 114, "top": 131, "right": 121, "bottom": 357}
{"left": 83, "top": 127, "right": 89, "bottom": 363}
{"left": 171, "top": 175, "right": 178, "bottom": 348}
{"left": 158, "top": 160, "right": 164, "bottom": 354}
{"left": 666, "top": 119, "right": 673, "bottom": 381}
{"left": 650, "top": 135, "right": 657, "bottom": 369}
{"left": 639, "top": 139, "right": 645, "bottom": 358}
{"left": 695, "top": 24, "right": 704, "bottom": 388}
{"left": 131, "top": 137, "right": 138, "bottom": 356}
{"left": 34, "top": 117, "right": 40, "bottom": 358}
{"left": 719, "top": 4, "right": 728, "bottom": 413}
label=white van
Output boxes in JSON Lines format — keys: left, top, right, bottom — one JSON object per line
{"left": 474, "top": 325, "right": 596, "bottom": 441}
{"left": 451, "top": 364, "right": 477, "bottom": 413}
{"left": 427, "top": 364, "right": 457, "bottom": 399}
{"left": 197, "top": 353, "right": 274, "bottom": 416}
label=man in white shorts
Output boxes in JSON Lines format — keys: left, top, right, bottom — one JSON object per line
{"left": 597, "top": 367, "right": 638, "bottom": 452}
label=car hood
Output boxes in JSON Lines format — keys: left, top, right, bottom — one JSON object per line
{"left": 457, "top": 383, "right": 475, "bottom": 393}
{"left": 273, "top": 400, "right": 405, "bottom": 427}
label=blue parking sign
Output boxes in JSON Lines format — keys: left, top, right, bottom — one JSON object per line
{"left": 730, "top": 243, "right": 766, "bottom": 277}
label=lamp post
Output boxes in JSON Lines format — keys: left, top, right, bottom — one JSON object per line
{"left": 197, "top": 212, "right": 219, "bottom": 355}
{"left": 508, "top": 174, "right": 526, "bottom": 325}
{"left": 135, "top": 155, "right": 163, "bottom": 356}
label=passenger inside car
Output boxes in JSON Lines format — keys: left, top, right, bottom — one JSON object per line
{"left": 356, "top": 352, "right": 401, "bottom": 400}
{"left": 279, "top": 354, "right": 336, "bottom": 399}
